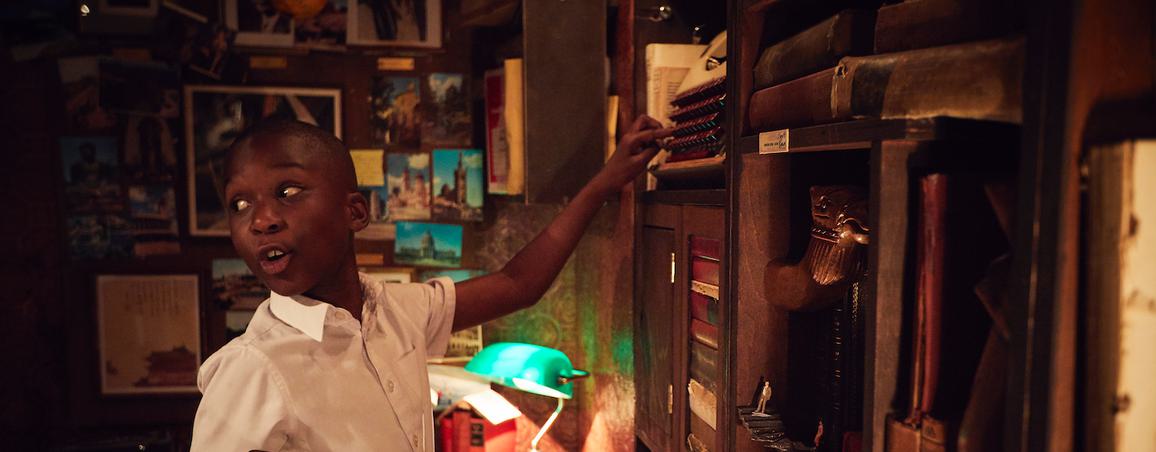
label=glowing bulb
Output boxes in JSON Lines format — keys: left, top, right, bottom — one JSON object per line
{"left": 79, "top": 3, "right": 90, "bottom": 16}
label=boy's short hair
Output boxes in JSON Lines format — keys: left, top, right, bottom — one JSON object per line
{"left": 227, "top": 119, "right": 357, "bottom": 192}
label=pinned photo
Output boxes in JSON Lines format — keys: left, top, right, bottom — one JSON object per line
{"left": 370, "top": 76, "right": 421, "bottom": 149}
{"left": 393, "top": 221, "right": 462, "bottom": 268}
{"left": 386, "top": 152, "right": 431, "bottom": 220}
{"left": 60, "top": 137, "right": 123, "bottom": 214}
{"left": 422, "top": 73, "right": 470, "bottom": 145}
{"left": 212, "top": 258, "right": 270, "bottom": 310}
{"left": 431, "top": 149, "right": 483, "bottom": 221}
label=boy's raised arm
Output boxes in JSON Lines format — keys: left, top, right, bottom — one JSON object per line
{"left": 452, "top": 115, "right": 673, "bottom": 331}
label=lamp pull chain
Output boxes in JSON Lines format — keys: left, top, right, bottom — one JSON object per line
{"left": 530, "top": 398, "right": 565, "bottom": 452}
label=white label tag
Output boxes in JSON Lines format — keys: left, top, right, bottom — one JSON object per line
{"left": 758, "top": 129, "right": 789, "bottom": 154}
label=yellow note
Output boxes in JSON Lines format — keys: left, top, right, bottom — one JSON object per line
{"left": 350, "top": 149, "right": 385, "bottom": 186}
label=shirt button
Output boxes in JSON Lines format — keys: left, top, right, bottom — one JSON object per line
{"left": 387, "top": 380, "right": 396, "bottom": 393}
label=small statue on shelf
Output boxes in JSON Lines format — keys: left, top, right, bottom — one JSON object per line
{"left": 753, "top": 381, "right": 772, "bottom": 416}
{"left": 738, "top": 378, "right": 815, "bottom": 451}
{"left": 764, "top": 186, "right": 869, "bottom": 311}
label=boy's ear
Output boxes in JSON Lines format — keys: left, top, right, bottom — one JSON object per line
{"left": 346, "top": 192, "right": 370, "bottom": 232}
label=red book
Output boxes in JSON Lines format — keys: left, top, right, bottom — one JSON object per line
{"left": 691, "top": 256, "right": 720, "bottom": 286}
{"left": 690, "top": 318, "right": 719, "bottom": 349}
{"left": 690, "top": 236, "right": 721, "bottom": 260}
{"left": 690, "top": 291, "right": 719, "bottom": 324}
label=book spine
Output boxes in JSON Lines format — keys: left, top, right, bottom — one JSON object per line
{"left": 690, "top": 291, "right": 720, "bottom": 324}
{"left": 833, "top": 37, "right": 1024, "bottom": 123}
{"left": 753, "top": 9, "right": 876, "bottom": 90}
{"left": 691, "top": 256, "right": 721, "bottom": 286}
{"left": 874, "top": 0, "right": 1022, "bottom": 54}
{"left": 688, "top": 379, "right": 718, "bottom": 430}
{"left": 690, "top": 318, "right": 719, "bottom": 349}
{"left": 747, "top": 67, "right": 839, "bottom": 132}
{"left": 690, "top": 340, "right": 719, "bottom": 393}
{"left": 913, "top": 174, "right": 947, "bottom": 418}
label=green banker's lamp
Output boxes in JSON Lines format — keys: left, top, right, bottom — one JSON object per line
{"left": 465, "top": 342, "right": 589, "bottom": 452}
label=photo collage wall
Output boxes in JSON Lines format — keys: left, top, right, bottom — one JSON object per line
{"left": 40, "top": 0, "right": 489, "bottom": 374}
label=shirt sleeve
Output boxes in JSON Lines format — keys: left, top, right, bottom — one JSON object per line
{"left": 191, "top": 345, "right": 297, "bottom": 452}
{"left": 420, "top": 276, "right": 457, "bottom": 358}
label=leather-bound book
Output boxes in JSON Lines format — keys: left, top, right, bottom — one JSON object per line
{"left": 748, "top": 67, "right": 839, "bottom": 131}
{"left": 874, "top": 0, "right": 1022, "bottom": 54}
{"left": 833, "top": 37, "right": 1024, "bottom": 124}
{"left": 690, "top": 340, "right": 720, "bottom": 393}
{"left": 753, "top": 9, "right": 876, "bottom": 90}
{"left": 747, "top": 37, "right": 1023, "bottom": 132}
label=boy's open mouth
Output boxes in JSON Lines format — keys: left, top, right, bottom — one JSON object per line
{"left": 258, "top": 245, "right": 293, "bottom": 275}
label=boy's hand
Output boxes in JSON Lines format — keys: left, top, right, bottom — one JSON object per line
{"left": 590, "top": 115, "right": 674, "bottom": 198}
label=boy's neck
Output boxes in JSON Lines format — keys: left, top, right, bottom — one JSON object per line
{"left": 304, "top": 262, "right": 365, "bottom": 321}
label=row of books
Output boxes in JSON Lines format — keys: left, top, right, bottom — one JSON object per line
{"left": 746, "top": 0, "right": 1024, "bottom": 134}
{"left": 687, "top": 235, "right": 721, "bottom": 450}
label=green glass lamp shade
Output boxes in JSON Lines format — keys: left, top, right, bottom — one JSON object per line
{"left": 464, "top": 342, "right": 589, "bottom": 399}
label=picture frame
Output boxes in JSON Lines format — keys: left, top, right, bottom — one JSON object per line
{"left": 393, "top": 221, "right": 462, "bottom": 268}
{"left": 184, "top": 85, "right": 342, "bottom": 236}
{"left": 362, "top": 266, "right": 416, "bottom": 284}
{"left": 347, "top": 0, "right": 442, "bottom": 49}
{"left": 224, "top": 0, "right": 295, "bottom": 47}
{"left": 98, "top": 0, "right": 159, "bottom": 17}
{"left": 96, "top": 274, "right": 201, "bottom": 395}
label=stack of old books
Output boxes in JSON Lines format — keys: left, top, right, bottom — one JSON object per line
{"left": 663, "top": 76, "right": 727, "bottom": 163}
{"left": 746, "top": 0, "right": 1023, "bottom": 134}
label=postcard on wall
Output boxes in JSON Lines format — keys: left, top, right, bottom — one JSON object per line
{"left": 186, "top": 24, "right": 243, "bottom": 81}
{"left": 225, "top": 0, "right": 293, "bottom": 47}
{"left": 483, "top": 68, "right": 509, "bottom": 194}
{"left": 418, "top": 268, "right": 484, "bottom": 283}
{"left": 61, "top": 136, "right": 123, "bottom": 214}
{"left": 122, "top": 115, "right": 177, "bottom": 182}
{"left": 347, "top": 0, "right": 442, "bottom": 48}
{"left": 294, "top": 0, "right": 348, "bottom": 49}
{"left": 370, "top": 76, "right": 421, "bottom": 149}
{"left": 99, "top": 59, "right": 180, "bottom": 117}
{"left": 386, "top": 152, "right": 431, "bottom": 220}
{"left": 393, "top": 221, "right": 462, "bottom": 268}
{"left": 212, "top": 258, "right": 269, "bottom": 310}
{"left": 97, "top": 274, "right": 200, "bottom": 395}
{"left": 431, "top": 149, "right": 484, "bottom": 221}
{"left": 185, "top": 85, "right": 341, "bottom": 236}
{"left": 351, "top": 149, "right": 393, "bottom": 240}
{"left": 422, "top": 73, "right": 470, "bottom": 146}
{"left": 127, "top": 185, "right": 180, "bottom": 257}
{"left": 58, "top": 57, "right": 118, "bottom": 132}
{"left": 67, "top": 215, "right": 134, "bottom": 260}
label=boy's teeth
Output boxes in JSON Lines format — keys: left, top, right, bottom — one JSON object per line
{"left": 267, "top": 249, "right": 285, "bottom": 259}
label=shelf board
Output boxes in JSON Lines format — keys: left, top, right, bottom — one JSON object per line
{"left": 739, "top": 117, "right": 1021, "bottom": 155}
{"left": 640, "top": 189, "right": 727, "bottom": 206}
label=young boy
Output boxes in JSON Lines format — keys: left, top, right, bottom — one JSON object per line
{"left": 191, "top": 116, "right": 671, "bottom": 451}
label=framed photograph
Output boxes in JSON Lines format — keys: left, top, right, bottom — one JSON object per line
{"left": 386, "top": 152, "right": 431, "bottom": 220}
{"left": 393, "top": 221, "right": 462, "bottom": 268}
{"left": 61, "top": 136, "right": 123, "bottom": 214}
{"left": 370, "top": 76, "right": 421, "bottom": 149}
{"left": 184, "top": 85, "right": 341, "bottom": 236}
{"left": 96, "top": 274, "right": 201, "bottom": 395}
{"left": 422, "top": 73, "right": 470, "bottom": 145}
{"left": 225, "top": 0, "right": 294, "bottom": 47}
{"left": 226, "top": 310, "right": 256, "bottom": 341}
{"left": 347, "top": 0, "right": 442, "bottom": 48}
{"left": 431, "top": 149, "right": 483, "bottom": 221}
{"left": 212, "top": 258, "right": 269, "bottom": 310}
{"left": 295, "top": 0, "right": 348, "bottom": 49}
{"left": 58, "top": 57, "right": 118, "bottom": 132}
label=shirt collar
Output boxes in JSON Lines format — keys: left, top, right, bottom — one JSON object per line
{"left": 267, "top": 273, "right": 376, "bottom": 343}
{"left": 269, "top": 292, "right": 330, "bottom": 342}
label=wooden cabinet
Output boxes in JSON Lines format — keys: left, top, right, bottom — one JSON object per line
{"left": 636, "top": 201, "right": 726, "bottom": 452}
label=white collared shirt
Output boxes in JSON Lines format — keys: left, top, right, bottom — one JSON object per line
{"left": 191, "top": 274, "right": 456, "bottom": 452}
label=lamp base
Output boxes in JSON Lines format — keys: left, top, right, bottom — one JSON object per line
{"left": 530, "top": 398, "right": 565, "bottom": 452}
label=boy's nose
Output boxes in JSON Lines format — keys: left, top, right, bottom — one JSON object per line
{"left": 250, "top": 203, "right": 286, "bottom": 234}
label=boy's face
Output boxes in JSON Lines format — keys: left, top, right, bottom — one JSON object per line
{"left": 224, "top": 134, "right": 366, "bottom": 297}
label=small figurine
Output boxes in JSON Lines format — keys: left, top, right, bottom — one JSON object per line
{"left": 754, "top": 381, "right": 772, "bottom": 416}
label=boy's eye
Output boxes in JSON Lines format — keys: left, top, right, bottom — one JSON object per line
{"left": 232, "top": 199, "right": 250, "bottom": 212}
{"left": 279, "top": 186, "right": 303, "bottom": 198}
